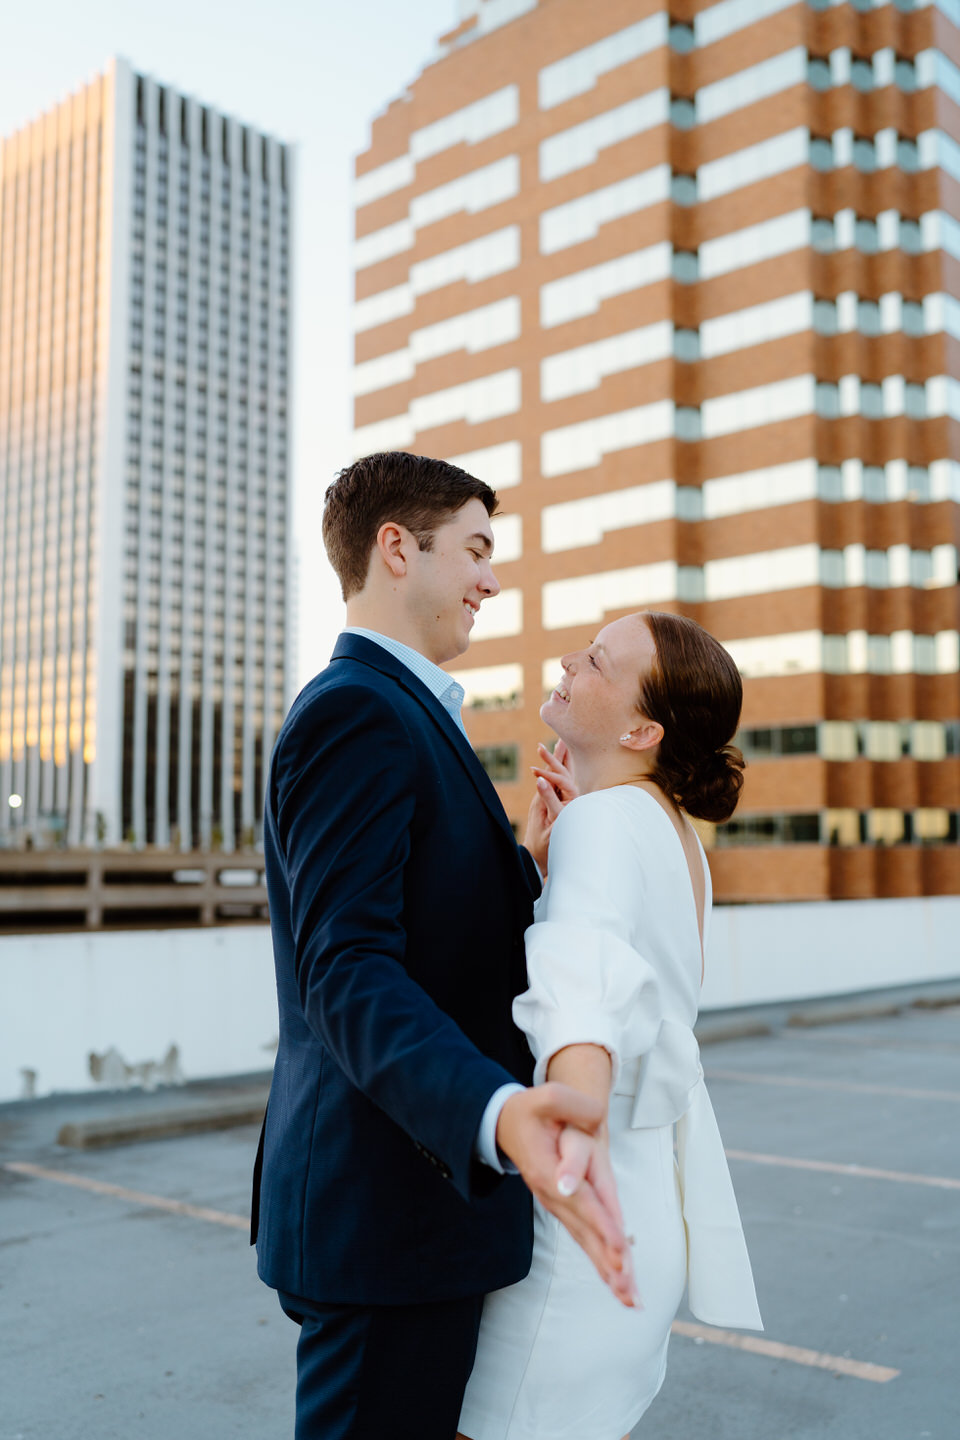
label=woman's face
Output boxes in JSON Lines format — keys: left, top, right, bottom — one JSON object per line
{"left": 541, "top": 614, "right": 658, "bottom": 752}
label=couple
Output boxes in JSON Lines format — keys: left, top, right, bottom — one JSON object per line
{"left": 251, "top": 452, "right": 761, "bottom": 1440}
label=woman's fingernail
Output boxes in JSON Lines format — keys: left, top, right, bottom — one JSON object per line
{"left": 557, "top": 1174, "right": 577, "bottom": 1197}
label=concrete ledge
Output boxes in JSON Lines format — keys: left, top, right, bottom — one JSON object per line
{"left": 787, "top": 1000, "right": 903, "bottom": 1029}
{"left": 695, "top": 1018, "right": 773, "bottom": 1046}
{"left": 912, "top": 991, "right": 960, "bottom": 1011}
{"left": 56, "top": 1090, "right": 268, "bottom": 1149}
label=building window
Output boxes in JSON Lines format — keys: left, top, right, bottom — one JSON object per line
{"left": 861, "top": 383, "right": 884, "bottom": 418}
{"left": 669, "top": 22, "right": 694, "bottom": 52}
{"left": 476, "top": 745, "right": 519, "bottom": 783}
{"left": 670, "top": 97, "right": 696, "bottom": 129}
{"left": 850, "top": 58, "right": 874, "bottom": 92}
{"left": 807, "top": 56, "right": 831, "bottom": 90}
{"left": 675, "top": 405, "right": 701, "bottom": 440}
{"left": 815, "top": 382, "right": 839, "bottom": 418}
{"left": 904, "top": 382, "right": 926, "bottom": 418}
{"left": 672, "top": 249, "right": 698, "bottom": 283}
{"left": 902, "top": 300, "right": 924, "bottom": 335}
{"left": 894, "top": 56, "right": 917, "bottom": 91}
{"left": 853, "top": 136, "right": 876, "bottom": 172}
{"left": 858, "top": 300, "right": 881, "bottom": 335}
{"left": 809, "top": 136, "right": 834, "bottom": 171}
{"left": 671, "top": 172, "right": 698, "bottom": 205}
{"left": 897, "top": 136, "right": 919, "bottom": 172}
{"left": 674, "top": 327, "right": 700, "bottom": 361}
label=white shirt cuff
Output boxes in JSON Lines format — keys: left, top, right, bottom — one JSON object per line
{"left": 476, "top": 1082, "right": 525, "bottom": 1173}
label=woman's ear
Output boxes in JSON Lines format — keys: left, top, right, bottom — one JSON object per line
{"left": 619, "top": 719, "right": 663, "bottom": 752}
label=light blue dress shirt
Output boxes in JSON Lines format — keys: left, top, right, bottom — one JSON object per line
{"left": 341, "top": 629, "right": 524, "bottom": 1172}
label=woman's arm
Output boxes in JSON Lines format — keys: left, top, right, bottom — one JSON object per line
{"left": 546, "top": 1043, "right": 613, "bottom": 1124}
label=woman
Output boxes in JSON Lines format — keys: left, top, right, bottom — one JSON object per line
{"left": 458, "top": 610, "right": 762, "bottom": 1440}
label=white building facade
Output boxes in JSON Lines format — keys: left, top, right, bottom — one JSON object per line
{"left": 0, "top": 58, "right": 293, "bottom": 850}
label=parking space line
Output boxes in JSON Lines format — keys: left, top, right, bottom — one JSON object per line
{"left": 3, "top": 1161, "right": 248, "bottom": 1230}
{"left": 725, "top": 1150, "right": 960, "bottom": 1190}
{"left": 707, "top": 1069, "right": 960, "bottom": 1103}
{"left": 5, "top": 1159, "right": 905, "bottom": 1385}
{"left": 671, "top": 1321, "right": 899, "bottom": 1383}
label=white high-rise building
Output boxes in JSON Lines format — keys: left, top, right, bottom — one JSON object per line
{"left": 0, "top": 58, "right": 294, "bottom": 850}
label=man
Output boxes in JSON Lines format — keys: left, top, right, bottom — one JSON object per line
{"left": 252, "top": 452, "right": 628, "bottom": 1439}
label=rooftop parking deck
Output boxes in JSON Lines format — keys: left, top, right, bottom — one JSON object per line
{"left": 1, "top": 1000, "right": 958, "bottom": 1439}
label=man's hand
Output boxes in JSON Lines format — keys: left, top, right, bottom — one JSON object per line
{"left": 523, "top": 741, "right": 578, "bottom": 876}
{"left": 496, "top": 1084, "right": 637, "bottom": 1307}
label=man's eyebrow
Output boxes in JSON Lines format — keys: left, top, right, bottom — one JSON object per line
{"left": 468, "top": 532, "right": 494, "bottom": 554}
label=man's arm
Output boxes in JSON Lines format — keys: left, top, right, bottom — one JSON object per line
{"left": 274, "top": 681, "right": 512, "bottom": 1201}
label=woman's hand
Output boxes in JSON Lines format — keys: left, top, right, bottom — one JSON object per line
{"left": 532, "top": 739, "right": 576, "bottom": 806}
{"left": 556, "top": 1123, "right": 640, "bottom": 1309}
{"left": 523, "top": 741, "right": 578, "bottom": 876}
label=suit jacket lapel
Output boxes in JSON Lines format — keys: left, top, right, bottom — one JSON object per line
{"left": 331, "top": 633, "right": 523, "bottom": 860}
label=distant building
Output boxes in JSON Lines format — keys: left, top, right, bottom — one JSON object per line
{"left": 0, "top": 58, "right": 293, "bottom": 850}
{"left": 351, "top": 0, "right": 960, "bottom": 901}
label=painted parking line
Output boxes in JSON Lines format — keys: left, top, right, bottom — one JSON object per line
{"left": 670, "top": 1321, "right": 899, "bottom": 1383}
{"left": 2, "top": 1160, "right": 248, "bottom": 1230}
{"left": 726, "top": 1149, "right": 960, "bottom": 1190}
{"left": 708, "top": 1069, "right": 960, "bottom": 1103}
{"left": 6, "top": 1160, "right": 903, "bottom": 1385}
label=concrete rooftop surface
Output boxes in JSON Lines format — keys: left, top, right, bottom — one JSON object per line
{"left": 1, "top": 1000, "right": 959, "bottom": 1439}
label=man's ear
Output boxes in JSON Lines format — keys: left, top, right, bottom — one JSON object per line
{"left": 618, "top": 718, "right": 663, "bottom": 752}
{"left": 375, "top": 521, "right": 409, "bottom": 580}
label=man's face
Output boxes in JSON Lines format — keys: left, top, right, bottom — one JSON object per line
{"left": 404, "top": 498, "right": 500, "bottom": 664}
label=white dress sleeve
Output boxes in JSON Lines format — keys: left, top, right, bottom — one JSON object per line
{"left": 513, "top": 791, "right": 663, "bottom": 1088}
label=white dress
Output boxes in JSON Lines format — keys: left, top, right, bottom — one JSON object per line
{"left": 459, "top": 787, "right": 762, "bottom": 1440}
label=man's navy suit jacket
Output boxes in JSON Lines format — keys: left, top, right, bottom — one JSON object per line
{"left": 253, "top": 633, "right": 539, "bottom": 1306}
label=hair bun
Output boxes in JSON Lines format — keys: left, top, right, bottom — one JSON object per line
{"left": 673, "top": 744, "right": 744, "bottom": 824}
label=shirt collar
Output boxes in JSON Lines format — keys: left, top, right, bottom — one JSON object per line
{"left": 341, "top": 628, "right": 466, "bottom": 729}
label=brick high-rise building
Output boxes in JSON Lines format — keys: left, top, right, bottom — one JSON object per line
{"left": 0, "top": 58, "right": 293, "bottom": 852}
{"left": 352, "top": 0, "right": 960, "bottom": 902}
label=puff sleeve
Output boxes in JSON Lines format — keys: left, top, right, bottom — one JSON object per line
{"left": 513, "top": 791, "right": 663, "bottom": 1088}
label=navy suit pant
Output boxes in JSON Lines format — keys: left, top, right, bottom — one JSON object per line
{"left": 278, "top": 1291, "right": 484, "bottom": 1439}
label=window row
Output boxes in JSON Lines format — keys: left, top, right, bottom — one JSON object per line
{"left": 739, "top": 719, "right": 960, "bottom": 761}
{"left": 352, "top": 368, "right": 521, "bottom": 456}
{"left": 538, "top": 374, "right": 960, "bottom": 479}
{"left": 352, "top": 297, "right": 520, "bottom": 397}
{"left": 727, "top": 628, "right": 959, "bottom": 679}
{"left": 702, "top": 457, "right": 958, "bottom": 516}
{"left": 712, "top": 808, "right": 959, "bottom": 848}
{"left": 353, "top": 204, "right": 950, "bottom": 345}
{"left": 354, "top": 156, "right": 519, "bottom": 270}
{"left": 540, "top": 47, "right": 950, "bottom": 185}
{"left": 353, "top": 229, "right": 518, "bottom": 334}
{"left": 134, "top": 76, "right": 288, "bottom": 188}
{"left": 354, "top": 87, "right": 518, "bottom": 209}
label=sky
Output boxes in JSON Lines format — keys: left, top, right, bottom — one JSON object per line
{"left": 0, "top": 0, "right": 456, "bottom": 688}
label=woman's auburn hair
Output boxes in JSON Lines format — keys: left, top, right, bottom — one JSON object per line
{"left": 638, "top": 611, "right": 745, "bottom": 824}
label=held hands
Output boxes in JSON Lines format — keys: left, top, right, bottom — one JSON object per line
{"left": 496, "top": 1084, "right": 639, "bottom": 1308}
{"left": 523, "top": 741, "right": 578, "bottom": 877}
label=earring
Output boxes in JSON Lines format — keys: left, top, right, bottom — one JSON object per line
{"left": 620, "top": 734, "right": 631, "bottom": 742}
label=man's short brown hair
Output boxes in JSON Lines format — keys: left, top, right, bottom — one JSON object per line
{"left": 323, "top": 451, "right": 499, "bottom": 600}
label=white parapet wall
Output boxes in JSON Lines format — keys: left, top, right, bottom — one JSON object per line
{"left": 1, "top": 894, "right": 959, "bottom": 1103}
